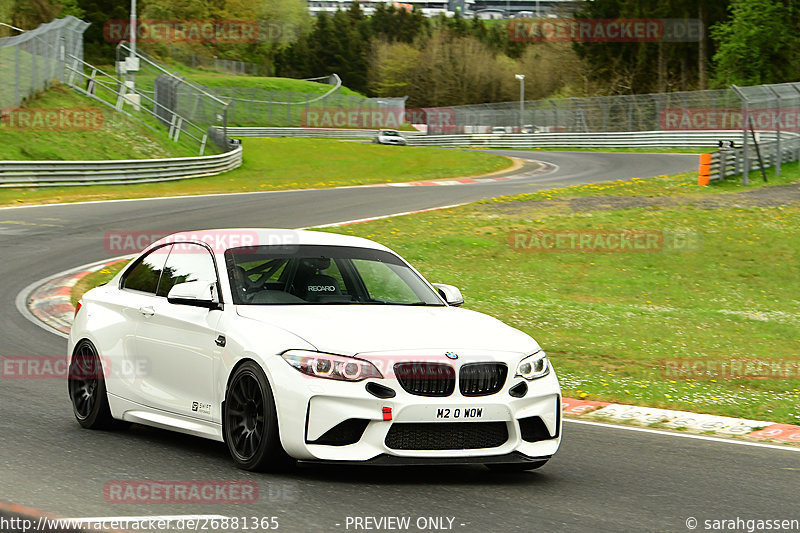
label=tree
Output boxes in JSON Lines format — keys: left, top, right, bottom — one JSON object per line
{"left": 368, "top": 39, "right": 419, "bottom": 96}
{"left": 75, "top": 0, "right": 131, "bottom": 62}
{"left": 710, "top": 0, "right": 799, "bottom": 86}
{"left": 574, "top": 0, "right": 731, "bottom": 94}
{"left": 11, "top": 0, "right": 60, "bottom": 28}
{"left": 330, "top": 9, "right": 369, "bottom": 92}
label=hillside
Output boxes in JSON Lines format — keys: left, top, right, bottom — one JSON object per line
{"left": 0, "top": 84, "right": 214, "bottom": 160}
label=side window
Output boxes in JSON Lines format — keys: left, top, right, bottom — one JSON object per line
{"left": 157, "top": 243, "right": 219, "bottom": 298}
{"left": 121, "top": 247, "right": 170, "bottom": 294}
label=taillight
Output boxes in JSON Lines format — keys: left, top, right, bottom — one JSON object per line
{"left": 74, "top": 301, "right": 82, "bottom": 318}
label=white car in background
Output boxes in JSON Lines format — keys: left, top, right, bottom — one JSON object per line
{"left": 68, "top": 229, "right": 561, "bottom": 472}
{"left": 373, "top": 129, "right": 408, "bottom": 145}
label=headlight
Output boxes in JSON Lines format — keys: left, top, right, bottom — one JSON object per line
{"left": 515, "top": 351, "right": 550, "bottom": 380}
{"left": 281, "top": 350, "right": 383, "bottom": 382}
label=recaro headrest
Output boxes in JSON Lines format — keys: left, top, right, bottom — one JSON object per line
{"left": 303, "top": 274, "right": 340, "bottom": 299}
{"left": 300, "top": 257, "right": 331, "bottom": 272}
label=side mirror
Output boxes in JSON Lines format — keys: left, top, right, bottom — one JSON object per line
{"left": 432, "top": 283, "right": 464, "bottom": 307}
{"left": 167, "top": 280, "right": 221, "bottom": 310}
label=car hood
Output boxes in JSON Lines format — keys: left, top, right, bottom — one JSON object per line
{"left": 235, "top": 305, "right": 538, "bottom": 356}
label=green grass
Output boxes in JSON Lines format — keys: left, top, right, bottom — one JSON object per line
{"left": 167, "top": 61, "right": 361, "bottom": 95}
{"left": 180, "top": 73, "right": 362, "bottom": 96}
{"left": 90, "top": 67, "right": 377, "bottom": 127}
{"left": 66, "top": 163, "right": 800, "bottom": 424}
{"left": 494, "top": 163, "right": 800, "bottom": 205}
{"left": 0, "top": 84, "right": 207, "bottom": 160}
{"left": 315, "top": 172, "right": 800, "bottom": 425}
{"left": 92, "top": 61, "right": 362, "bottom": 96}
{"left": 0, "top": 138, "right": 512, "bottom": 207}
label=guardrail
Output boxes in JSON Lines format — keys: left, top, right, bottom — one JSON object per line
{"left": 223, "top": 128, "right": 761, "bottom": 148}
{"left": 0, "top": 145, "right": 242, "bottom": 188}
{"left": 224, "top": 127, "right": 425, "bottom": 139}
{"left": 705, "top": 133, "right": 800, "bottom": 184}
{"left": 406, "top": 131, "right": 758, "bottom": 148}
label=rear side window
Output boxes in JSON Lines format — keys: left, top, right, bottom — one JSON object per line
{"left": 156, "top": 244, "right": 218, "bottom": 297}
{"left": 121, "top": 247, "right": 170, "bottom": 294}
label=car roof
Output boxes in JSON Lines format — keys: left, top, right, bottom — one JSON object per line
{"left": 146, "top": 228, "right": 392, "bottom": 255}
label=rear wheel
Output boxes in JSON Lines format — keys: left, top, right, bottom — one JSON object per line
{"left": 224, "top": 361, "right": 294, "bottom": 471}
{"left": 485, "top": 460, "right": 548, "bottom": 472}
{"left": 68, "top": 340, "right": 124, "bottom": 429}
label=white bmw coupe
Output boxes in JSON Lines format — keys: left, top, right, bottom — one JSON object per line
{"left": 68, "top": 229, "right": 561, "bottom": 471}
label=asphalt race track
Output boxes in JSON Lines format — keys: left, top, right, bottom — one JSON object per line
{"left": 1, "top": 150, "right": 796, "bottom": 532}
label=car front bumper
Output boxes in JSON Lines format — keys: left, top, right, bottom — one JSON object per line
{"left": 268, "top": 358, "right": 561, "bottom": 463}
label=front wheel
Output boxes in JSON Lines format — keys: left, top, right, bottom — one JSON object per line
{"left": 68, "top": 340, "right": 125, "bottom": 429}
{"left": 224, "top": 361, "right": 294, "bottom": 471}
{"left": 485, "top": 460, "right": 548, "bottom": 472}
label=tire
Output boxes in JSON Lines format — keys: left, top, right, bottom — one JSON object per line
{"left": 485, "top": 460, "right": 548, "bottom": 472}
{"left": 68, "top": 340, "right": 126, "bottom": 430}
{"left": 223, "top": 361, "right": 294, "bottom": 472}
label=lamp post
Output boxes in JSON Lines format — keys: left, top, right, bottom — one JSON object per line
{"left": 129, "top": 0, "right": 137, "bottom": 89}
{"left": 515, "top": 74, "right": 525, "bottom": 132}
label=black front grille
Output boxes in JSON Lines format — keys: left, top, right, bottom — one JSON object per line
{"left": 385, "top": 422, "right": 508, "bottom": 450}
{"left": 394, "top": 363, "right": 455, "bottom": 397}
{"left": 459, "top": 363, "right": 508, "bottom": 397}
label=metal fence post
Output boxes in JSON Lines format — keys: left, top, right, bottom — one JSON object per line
{"left": 732, "top": 85, "right": 749, "bottom": 185}
{"left": 627, "top": 95, "right": 634, "bottom": 132}
{"left": 551, "top": 100, "right": 558, "bottom": 132}
{"left": 768, "top": 87, "right": 781, "bottom": 176}
{"left": 249, "top": 88, "right": 256, "bottom": 123}
{"left": 14, "top": 44, "right": 20, "bottom": 106}
{"left": 790, "top": 84, "right": 800, "bottom": 171}
{"left": 31, "top": 38, "right": 38, "bottom": 97}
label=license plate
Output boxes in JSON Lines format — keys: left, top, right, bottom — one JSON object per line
{"left": 434, "top": 407, "right": 484, "bottom": 420}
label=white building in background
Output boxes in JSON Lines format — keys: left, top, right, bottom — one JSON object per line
{"left": 305, "top": 0, "right": 582, "bottom": 18}
{"left": 306, "top": 0, "right": 460, "bottom": 17}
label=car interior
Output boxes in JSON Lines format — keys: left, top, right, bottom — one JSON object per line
{"left": 230, "top": 257, "right": 357, "bottom": 305}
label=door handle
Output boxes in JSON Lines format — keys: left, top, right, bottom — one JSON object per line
{"left": 138, "top": 306, "right": 155, "bottom": 317}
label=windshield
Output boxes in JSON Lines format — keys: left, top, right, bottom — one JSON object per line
{"left": 382, "top": 130, "right": 400, "bottom": 136}
{"left": 225, "top": 245, "right": 444, "bottom": 306}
